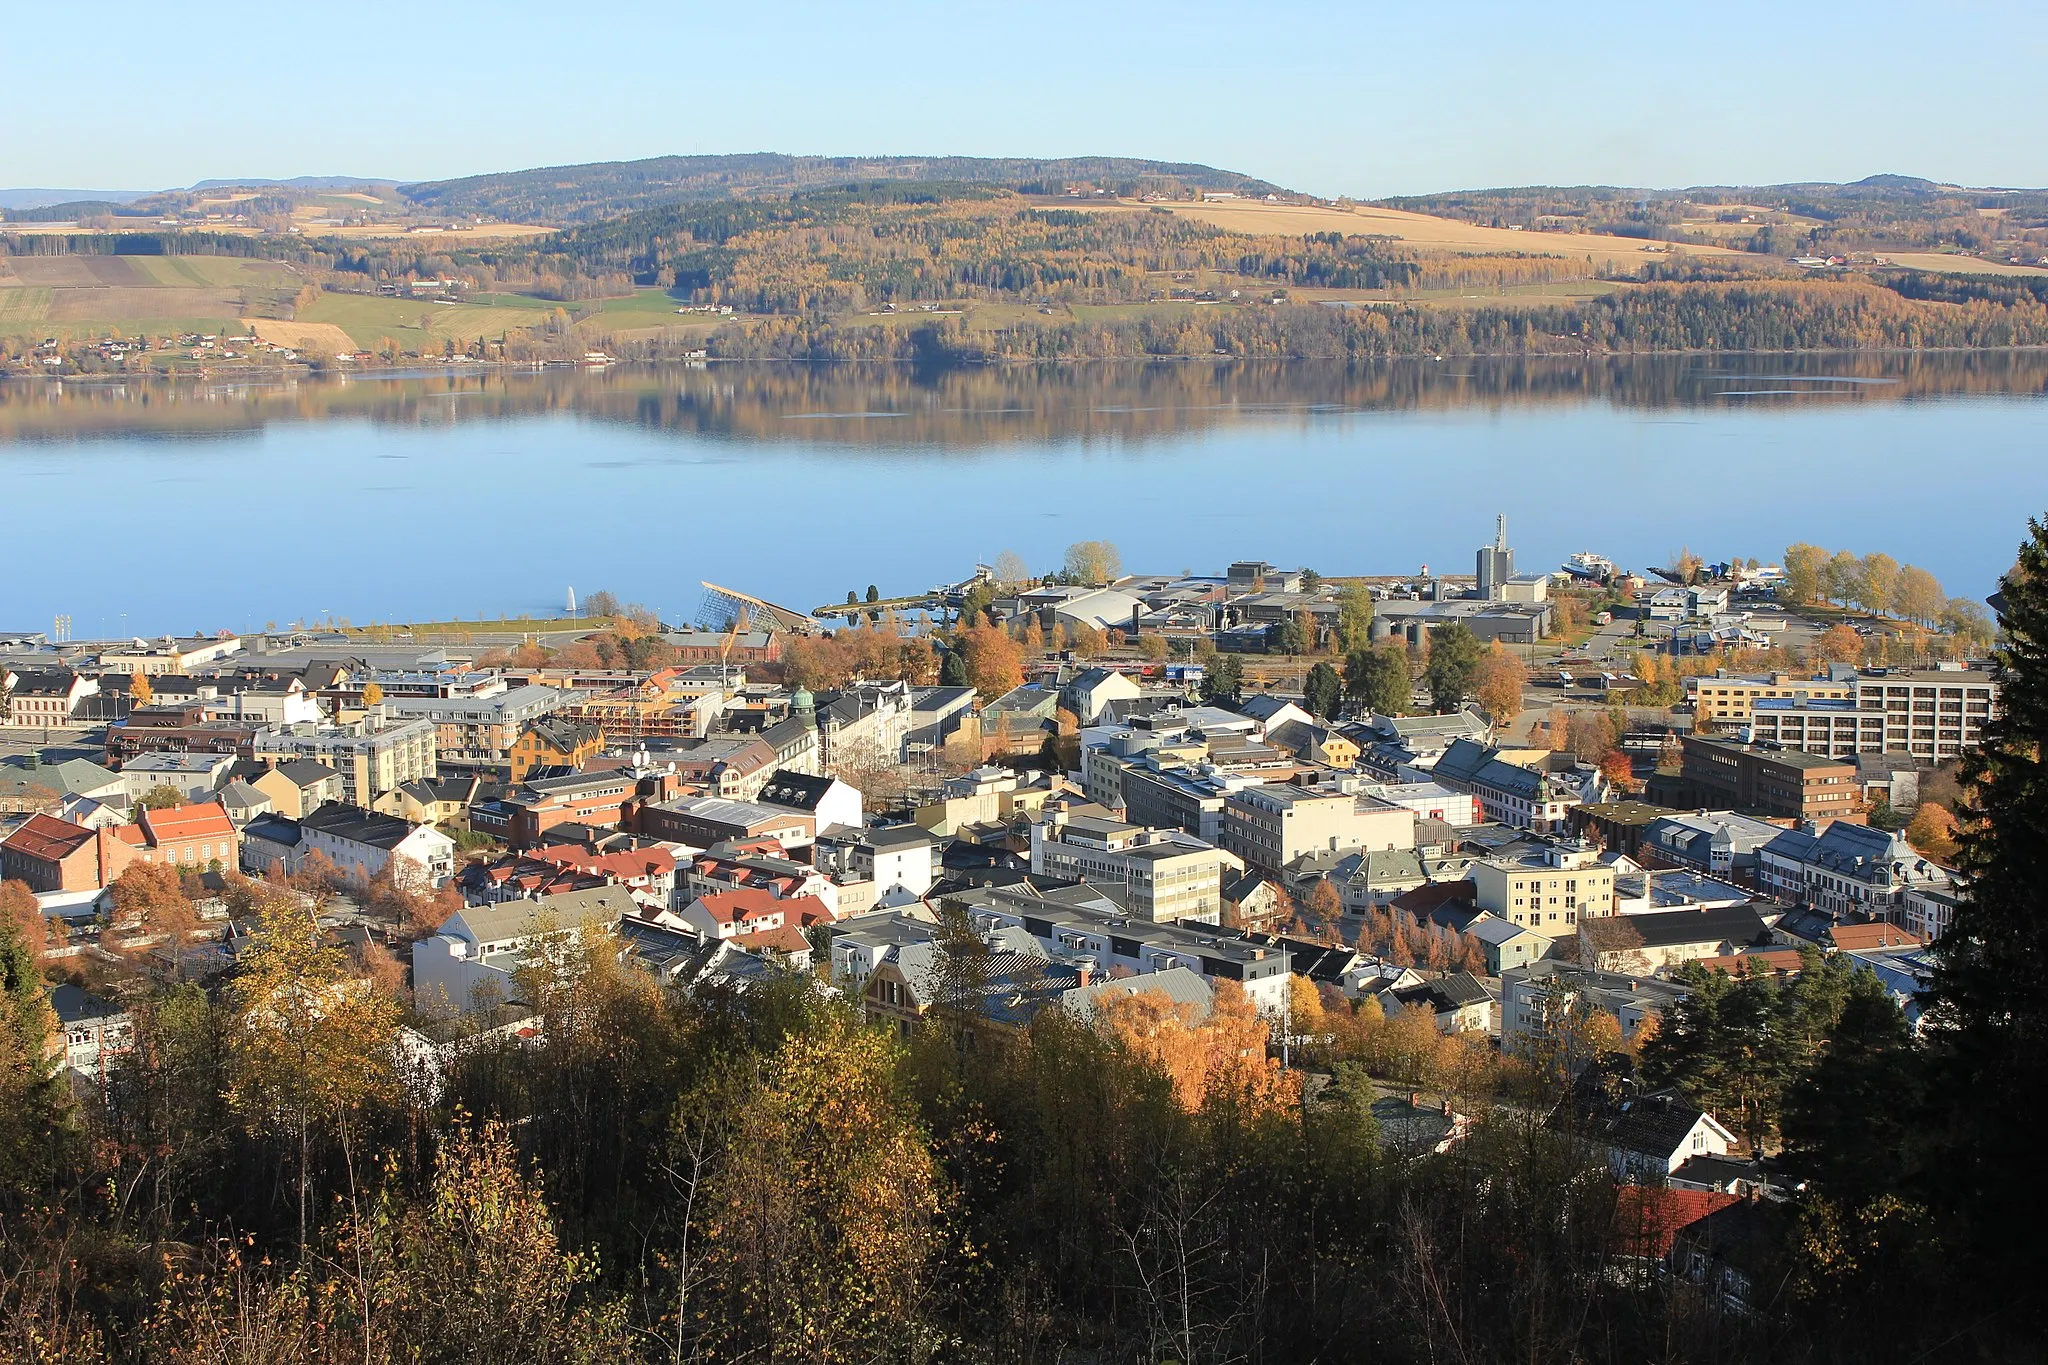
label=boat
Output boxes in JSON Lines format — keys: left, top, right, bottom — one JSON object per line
{"left": 1562, "top": 551, "right": 1616, "bottom": 582}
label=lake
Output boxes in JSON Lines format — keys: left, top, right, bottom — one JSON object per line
{"left": 3, "top": 354, "right": 2045, "bottom": 637}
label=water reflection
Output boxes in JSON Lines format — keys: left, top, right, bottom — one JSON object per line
{"left": 5, "top": 353, "right": 2047, "bottom": 449}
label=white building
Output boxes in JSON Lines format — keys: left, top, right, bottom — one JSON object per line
{"left": 118, "top": 751, "right": 236, "bottom": 805}
{"left": 412, "top": 885, "right": 632, "bottom": 1015}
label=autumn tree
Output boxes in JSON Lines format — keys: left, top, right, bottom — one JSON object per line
{"left": 991, "top": 549, "right": 1031, "bottom": 588}
{"left": 1856, "top": 552, "right": 1899, "bottom": 617}
{"left": 1895, "top": 565, "right": 1945, "bottom": 627}
{"left": 0, "top": 879, "right": 44, "bottom": 959}
{"left": 1104, "top": 980, "right": 1295, "bottom": 1114}
{"left": 1812, "top": 623, "right": 1865, "bottom": 665}
{"left": 1825, "top": 549, "right": 1862, "bottom": 606}
{"left": 1063, "top": 540, "right": 1122, "bottom": 586}
{"left": 1137, "top": 632, "right": 1169, "bottom": 663}
{"left": 1599, "top": 747, "right": 1638, "bottom": 792}
{"left": 225, "top": 889, "right": 402, "bottom": 1251}
{"left": 1905, "top": 802, "right": 1960, "bottom": 862}
{"left": 361, "top": 681, "right": 386, "bottom": 707}
{"left": 697, "top": 1008, "right": 942, "bottom": 1363}
{"left": 957, "top": 622, "right": 1024, "bottom": 702}
{"left": 1335, "top": 581, "right": 1375, "bottom": 651}
{"left": 1472, "top": 641, "right": 1528, "bottom": 723}
{"left": 1783, "top": 543, "right": 1827, "bottom": 606}
{"left": 129, "top": 669, "right": 155, "bottom": 706}
{"left": 111, "top": 862, "right": 198, "bottom": 972}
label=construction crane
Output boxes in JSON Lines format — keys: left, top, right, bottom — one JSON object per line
{"left": 719, "top": 607, "right": 750, "bottom": 689}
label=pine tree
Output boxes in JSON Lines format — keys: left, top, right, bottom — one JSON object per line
{"left": 1926, "top": 514, "right": 2048, "bottom": 1313}
{"left": 1303, "top": 661, "right": 1341, "bottom": 719}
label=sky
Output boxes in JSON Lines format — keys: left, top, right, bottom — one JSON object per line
{"left": 5, "top": 0, "right": 2045, "bottom": 197}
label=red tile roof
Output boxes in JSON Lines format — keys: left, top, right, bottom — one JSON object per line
{"left": 0, "top": 812, "right": 95, "bottom": 863}
{"left": 140, "top": 801, "right": 235, "bottom": 845}
{"left": 1613, "top": 1187, "right": 1741, "bottom": 1261}
{"left": 1829, "top": 922, "right": 1926, "bottom": 951}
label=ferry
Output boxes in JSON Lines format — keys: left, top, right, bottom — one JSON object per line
{"left": 1562, "top": 551, "right": 1616, "bottom": 582}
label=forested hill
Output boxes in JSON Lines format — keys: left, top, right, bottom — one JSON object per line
{"left": 1377, "top": 175, "right": 2048, "bottom": 255}
{"left": 397, "top": 152, "right": 1287, "bottom": 223}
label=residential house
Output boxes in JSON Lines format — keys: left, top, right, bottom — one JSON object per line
{"left": 3, "top": 669, "right": 100, "bottom": 728}
{"left": 252, "top": 716, "right": 438, "bottom": 806}
{"left": 215, "top": 779, "right": 272, "bottom": 826}
{"left": 509, "top": 716, "right": 604, "bottom": 782}
{"left": 1668, "top": 1199, "right": 1791, "bottom": 1316}
{"left": 1500, "top": 961, "right": 1688, "bottom": 1057}
{"left": 246, "top": 758, "right": 346, "bottom": 817}
{"left": 374, "top": 774, "right": 481, "bottom": 825}
{"left": 756, "top": 768, "right": 864, "bottom": 832}
{"left": 1638, "top": 810, "right": 1784, "bottom": 884}
{"left": 638, "top": 795, "right": 816, "bottom": 851}
{"left": 296, "top": 802, "right": 456, "bottom": 888}
{"left": 1432, "top": 738, "right": 1584, "bottom": 832}
{"left": 1221, "top": 870, "right": 1289, "bottom": 932}
{"left": 412, "top": 885, "right": 633, "bottom": 1014}
{"left": 117, "top": 751, "right": 236, "bottom": 805}
{"left": 1381, "top": 971, "right": 1494, "bottom": 1033}
{"left": 670, "top": 887, "right": 835, "bottom": 949}
{"left": 132, "top": 801, "right": 239, "bottom": 871}
{"left": 1470, "top": 841, "right": 1616, "bottom": 934}
{"left": 1028, "top": 811, "right": 1241, "bottom": 923}
{"left": 1221, "top": 783, "right": 1415, "bottom": 872}
{"left": 1060, "top": 668, "right": 1142, "bottom": 725}
{"left": 1580, "top": 905, "right": 1774, "bottom": 975}
{"left": 1558, "top": 1081, "right": 1740, "bottom": 1181}
{"left": 49, "top": 984, "right": 133, "bottom": 1084}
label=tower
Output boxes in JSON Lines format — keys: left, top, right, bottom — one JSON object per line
{"left": 1476, "top": 514, "right": 1514, "bottom": 600}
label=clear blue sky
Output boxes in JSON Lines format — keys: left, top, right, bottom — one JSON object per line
{"left": 8, "top": 0, "right": 2044, "bottom": 196}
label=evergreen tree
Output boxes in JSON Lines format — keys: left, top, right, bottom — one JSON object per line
{"left": 938, "top": 649, "right": 968, "bottom": 690}
{"left": 1200, "top": 654, "right": 1244, "bottom": 707}
{"left": 1344, "top": 644, "right": 1410, "bottom": 716}
{"left": 1423, "top": 622, "right": 1482, "bottom": 713}
{"left": 1303, "top": 661, "right": 1341, "bottom": 720}
{"left": 1781, "top": 970, "right": 1923, "bottom": 1205}
{"left": 1926, "top": 514, "right": 2048, "bottom": 1315}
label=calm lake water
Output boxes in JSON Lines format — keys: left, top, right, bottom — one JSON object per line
{"left": 3, "top": 355, "right": 2046, "bottom": 637}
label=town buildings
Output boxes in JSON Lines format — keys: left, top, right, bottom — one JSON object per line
{"left": 1470, "top": 841, "right": 1617, "bottom": 934}
{"left": 1220, "top": 783, "right": 1415, "bottom": 871}
{"left": 1671, "top": 736, "right": 1859, "bottom": 822}
{"left": 1028, "top": 811, "right": 1240, "bottom": 924}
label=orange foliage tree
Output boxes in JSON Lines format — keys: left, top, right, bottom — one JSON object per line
{"left": 1102, "top": 980, "right": 1296, "bottom": 1114}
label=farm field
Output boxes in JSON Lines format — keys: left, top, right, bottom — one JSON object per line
{"left": 1881, "top": 251, "right": 2048, "bottom": 277}
{"left": 0, "top": 253, "right": 294, "bottom": 339}
{"left": 1082, "top": 199, "right": 1750, "bottom": 268}
{"left": 299, "top": 292, "right": 563, "bottom": 347}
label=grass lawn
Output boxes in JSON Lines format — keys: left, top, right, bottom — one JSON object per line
{"left": 340, "top": 616, "right": 610, "bottom": 635}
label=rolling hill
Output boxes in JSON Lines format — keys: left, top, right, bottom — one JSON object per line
{"left": 396, "top": 152, "right": 1289, "bottom": 224}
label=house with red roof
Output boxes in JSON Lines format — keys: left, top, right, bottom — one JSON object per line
{"left": 0, "top": 813, "right": 140, "bottom": 892}
{"left": 669, "top": 887, "right": 834, "bottom": 943}
{"left": 134, "top": 801, "right": 240, "bottom": 871}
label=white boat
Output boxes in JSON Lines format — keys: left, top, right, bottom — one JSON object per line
{"left": 1562, "top": 551, "right": 1616, "bottom": 581}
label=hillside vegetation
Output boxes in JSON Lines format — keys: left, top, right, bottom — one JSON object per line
{"left": 397, "top": 152, "right": 1287, "bottom": 223}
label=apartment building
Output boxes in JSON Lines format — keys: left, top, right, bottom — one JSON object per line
{"left": 252, "top": 717, "right": 438, "bottom": 806}
{"left": 1688, "top": 671, "right": 1852, "bottom": 726}
{"left": 1220, "top": 783, "right": 1416, "bottom": 872}
{"left": 1470, "top": 840, "right": 1617, "bottom": 934}
{"left": 1029, "top": 812, "right": 1242, "bottom": 924}
{"left": 1847, "top": 669, "right": 1997, "bottom": 762}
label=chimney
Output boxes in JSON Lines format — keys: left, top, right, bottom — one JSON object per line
{"left": 1075, "top": 956, "right": 1096, "bottom": 987}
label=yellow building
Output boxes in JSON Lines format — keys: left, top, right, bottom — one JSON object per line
{"left": 1690, "top": 672, "right": 1851, "bottom": 726}
{"left": 1471, "top": 842, "right": 1617, "bottom": 934}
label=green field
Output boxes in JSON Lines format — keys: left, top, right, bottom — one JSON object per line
{"left": 302, "top": 287, "right": 712, "bottom": 347}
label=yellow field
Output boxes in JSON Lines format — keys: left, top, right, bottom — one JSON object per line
{"left": 1083, "top": 199, "right": 1749, "bottom": 267}
{"left": 247, "top": 319, "right": 359, "bottom": 353}
{"left": 300, "top": 222, "right": 555, "bottom": 241}
{"left": 1882, "top": 252, "right": 2048, "bottom": 277}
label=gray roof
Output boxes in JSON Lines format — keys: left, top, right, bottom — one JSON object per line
{"left": 451, "top": 885, "right": 635, "bottom": 947}
{"left": 300, "top": 801, "right": 427, "bottom": 851}
{"left": 1059, "top": 966, "right": 1214, "bottom": 1025}
{"left": 275, "top": 757, "right": 343, "bottom": 789}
